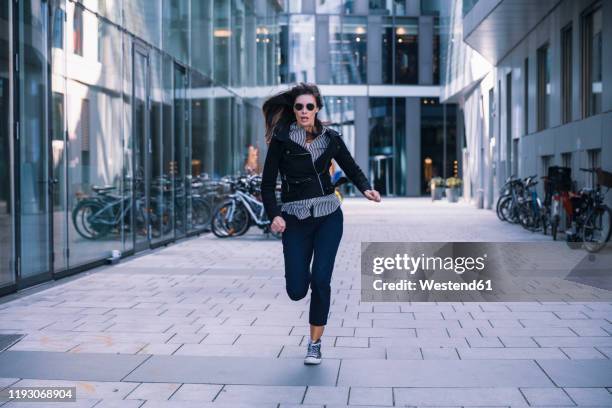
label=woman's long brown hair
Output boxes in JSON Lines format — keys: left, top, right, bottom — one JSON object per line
{"left": 262, "top": 82, "right": 324, "bottom": 145}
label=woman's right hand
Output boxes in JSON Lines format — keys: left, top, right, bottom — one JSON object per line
{"left": 271, "top": 216, "right": 286, "bottom": 233}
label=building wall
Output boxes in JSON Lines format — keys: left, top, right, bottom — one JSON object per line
{"left": 445, "top": 0, "right": 611, "bottom": 212}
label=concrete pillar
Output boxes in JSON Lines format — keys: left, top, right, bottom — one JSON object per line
{"left": 354, "top": 96, "right": 370, "bottom": 185}
{"left": 367, "top": 15, "right": 382, "bottom": 84}
{"left": 316, "top": 15, "right": 330, "bottom": 84}
{"left": 419, "top": 16, "right": 433, "bottom": 85}
{"left": 405, "top": 97, "right": 421, "bottom": 196}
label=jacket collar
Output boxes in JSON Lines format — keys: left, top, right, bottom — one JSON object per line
{"left": 274, "top": 121, "right": 339, "bottom": 142}
{"left": 277, "top": 121, "right": 340, "bottom": 171}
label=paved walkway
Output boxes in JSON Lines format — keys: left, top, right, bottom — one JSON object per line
{"left": 0, "top": 198, "right": 611, "bottom": 407}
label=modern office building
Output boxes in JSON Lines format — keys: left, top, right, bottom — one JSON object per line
{"left": 441, "top": 0, "right": 611, "bottom": 211}
{"left": 280, "top": 0, "right": 458, "bottom": 197}
{"left": 1, "top": 0, "right": 456, "bottom": 295}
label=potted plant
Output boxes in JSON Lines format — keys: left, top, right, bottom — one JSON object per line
{"left": 445, "top": 177, "right": 462, "bottom": 203}
{"left": 430, "top": 177, "right": 444, "bottom": 201}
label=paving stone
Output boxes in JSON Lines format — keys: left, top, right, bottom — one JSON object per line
{"left": 214, "top": 385, "right": 305, "bottom": 404}
{"left": 538, "top": 360, "right": 612, "bottom": 387}
{"left": 0, "top": 351, "right": 148, "bottom": 381}
{"left": 169, "top": 384, "right": 222, "bottom": 401}
{"left": 520, "top": 387, "right": 574, "bottom": 406}
{"left": 348, "top": 387, "right": 393, "bottom": 406}
{"left": 564, "top": 387, "right": 612, "bottom": 406}
{"left": 124, "top": 355, "right": 339, "bottom": 385}
{"left": 303, "top": 386, "right": 349, "bottom": 405}
{"left": 126, "top": 383, "right": 181, "bottom": 401}
{"left": 338, "top": 360, "right": 552, "bottom": 387}
{"left": 393, "top": 387, "right": 526, "bottom": 406}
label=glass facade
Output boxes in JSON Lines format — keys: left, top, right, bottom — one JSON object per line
{"left": 2, "top": 0, "right": 284, "bottom": 294}
{"left": 2, "top": 0, "right": 453, "bottom": 295}
{"left": 0, "top": 0, "right": 13, "bottom": 289}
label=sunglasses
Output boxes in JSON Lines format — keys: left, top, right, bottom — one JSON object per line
{"left": 294, "top": 103, "right": 316, "bottom": 111}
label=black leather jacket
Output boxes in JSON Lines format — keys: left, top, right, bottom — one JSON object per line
{"left": 261, "top": 121, "right": 372, "bottom": 221}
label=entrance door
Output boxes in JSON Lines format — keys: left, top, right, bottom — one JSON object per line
{"left": 371, "top": 156, "right": 394, "bottom": 196}
{"left": 133, "top": 45, "right": 151, "bottom": 252}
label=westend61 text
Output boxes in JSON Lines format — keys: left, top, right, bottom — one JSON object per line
{"left": 373, "top": 279, "right": 493, "bottom": 291}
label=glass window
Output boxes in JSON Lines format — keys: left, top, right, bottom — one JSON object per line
{"left": 284, "top": 0, "right": 302, "bottom": 13}
{"left": 123, "top": 0, "right": 161, "bottom": 47}
{"left": 191, "top": 0, "right": 213, "bottom": 77}
{"left": 421, "top": 0, "right": 442, "bottom": 15}
{"left": 537, "top": 43, "right": 550, "bottom": 131}
{"left": 369, "top": 98, "right": 394, "bottom": 195}
{"left": 561, "top": 23, "right": 572, "bottom": 124}
{"left": 66, "top": 12, "right": 123, "bottom": 266}
{"left": 73, "top": 5, "right": 83, "bottom": 56}
{"left": 317, "top": 0, "right": 354, "bottom": 14}
{"left": 382, "top": 18, "right": 393, "bottom": 84}
{"left": 97, "top": 0, "right": 121, "bottom": 23}
{"left": 163, "top": 0, "right": 189, "bottom": 63}
{"left": 433, "top": 17, "right": 440, "bottom": 84}
{"left": 52, "top": 5, "right": 65, "bottom": 49}
{"left": 523, "top": 57, "right": 528, "bottom": 135}
{"left": 330, "top": 16, "right": 367, "bottom": 84}
{"left": 369, "top": 0, "right": 393, "bottom": 15}
{"left": 0, "top": 0, "right": 13, "bottom": 288}
{"left": 214, "top": 0, "right": 231, "bottom": 85}
{"left": 395, "top": 18, "right": 418, "bottom": 84}
{"left": 582, "top": 5, "right": 602, "bottom": 117}
{"left": 281, "top": 14, "right": 316, "bottom": 83}
{"left": 231, "top": 0, "right": 246, "bottom": 87}
{"left": 420, "top": 99, "right": 458, "bottom": 193}
{"left": 19, "top": 0, "right": 51, "bottom": 279}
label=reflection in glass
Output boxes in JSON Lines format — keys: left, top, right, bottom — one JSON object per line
{"left": 280, "top": 14, "right": 315, "bottom": 83}
{"left": 214, "top": 0, "right": 231, "bottom": 85}
{"left": 163, "top": 0, "right": 189, "bottom": 63}
{"left": 316, "top": 0, "right": 353, "bottom": 14}
{"left": 19, "top": 0, "right": 51, "bottom": 279}
{"left": 421, "top": 98, "right": 457, "bottom": 194}
{"left": 173, "top": 65, "right": 188, "bottom": 238}
{"left": 67, "top": 9, "right": 123, "bottom": 266}
{"left": 330, "top": 16, "right": 367, "bottom": 84}
{"left": 191, "top": 0, "right": 213, "bottom": 76}
{"left": 0, "top": 0, "right": 14, "bottom": 287}
{"left": 395, "top": 19, "right": 418, "bottom": 84}
{"left": 123, "top": 0, "right": 161, "bottom": 48}
{"left": 369, "top": 98, "right": 394, "bottom": 195}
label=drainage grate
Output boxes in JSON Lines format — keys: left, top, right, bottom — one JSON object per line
{"left": 0, "top": 334, "right": 24, "bottom": 353}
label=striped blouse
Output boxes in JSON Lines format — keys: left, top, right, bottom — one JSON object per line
{"left": 280, "top": 122, "right": 341, "bottom": 220}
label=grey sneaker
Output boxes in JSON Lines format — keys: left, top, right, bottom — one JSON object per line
{"left": 304, "top": 339, "right": 322, "bottom": 365}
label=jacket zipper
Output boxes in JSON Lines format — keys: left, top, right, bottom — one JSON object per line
{"left": 309, "top": 154, "right": 325, "bottom": 195}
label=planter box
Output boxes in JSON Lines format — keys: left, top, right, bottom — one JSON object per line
{"left": 431, "top": 187, "right": 444, "bottom": 201}
{"left": 445, "top": 187, "right": 459, "bottom": 203}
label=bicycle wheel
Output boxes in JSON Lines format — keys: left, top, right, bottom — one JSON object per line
{"left": 551, "top": 214, "right": 560, "bottom": 240}
{"left": 191, "top": 198, "right": 212, "bottom": 231}
{"left": 518, "top": 203, "right": 538, "bottom": 232}
{"left": 72, "top": 200, "right": 112, "bottom": 240}
{"left": 211, "top": 201, "right": 250, "bottom": 238}
{"left": 496, "top": 195, "right": 510, "bottom": 221}
{"left": 582, "top": 206, "right": 612, "bottom": 253}
{"left": 498, "top": 196, "right": 515, "bottom": 222}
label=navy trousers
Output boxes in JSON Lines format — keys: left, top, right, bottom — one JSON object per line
{"left": 281, "top": 206, "right": 343, "bottom": 326}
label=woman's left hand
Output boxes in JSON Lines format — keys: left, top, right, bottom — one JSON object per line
{"left": 364, "top": 189, "right": 381, "bottom": 202}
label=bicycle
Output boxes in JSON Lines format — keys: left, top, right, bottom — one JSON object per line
{"left": 516, "top": 176, "right": 549, "bottom": 234}
{"left": 211, "top": 174, "right": 282, "bottom": 239}
{"left": 565, "top": 167, "right": 612, "bottom": 253}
